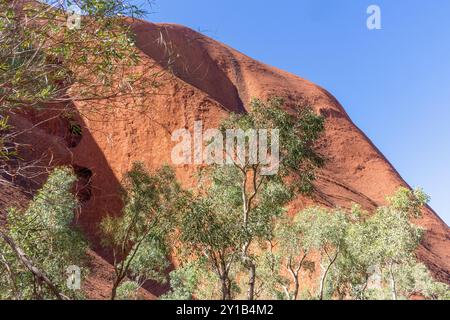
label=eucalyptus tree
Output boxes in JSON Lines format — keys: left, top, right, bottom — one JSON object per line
{"left": 257, "top": 214, "right": 317, "bottom": 300}
{"left": 266, "top": 188, "right": 449, "bottom": 301}
{"left": 343, "top": 188, "right": 449, "bottom": 300}
{"left": 178, "top": 97, "right": 325, "bottom": 300}
{"left": 0, "top": 0, "right": 165, "bottom": 301}
{"left": 100, "top": 163, "right": 187, "bottom": 300}
{"left": 295, "top": 207, "right": 351, "bottom": 300}
{"left": 0, "top": 167, "right": 87, "bottom": 300}
{"left": 318, "top": 188, "right": 449, "bottom": 300}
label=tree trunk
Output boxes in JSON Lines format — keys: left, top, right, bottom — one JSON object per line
{"left": 220, "top": 276, "right": 231, "bottom": 300}
{"left": 247, "top": 262, "right": 256, "bottom": 300}
{"left": 0, "top": 231, "right": 68, "bottom": 300}
{"left": 389, "top": 262, "right": 397, "bottom": 300}
{"left": 293, "top": 276, "right": 299, "bottom": 300}
{"left": 0, "top": 251, "right": 19, "bottom": 298}
{"left": 287, "top": 255, "right": 305, "bottom": 301}
{"left": 111, "top": 278, "right": 121, "bottom": 300}
{"left": 221, "top": 279, "right": 227, "bottom": 300}
{"left": 318, "top": 265, "right": 326, "bottom": 300}
{"left": 319, "top": 251, "right": 339, "bottom": 300}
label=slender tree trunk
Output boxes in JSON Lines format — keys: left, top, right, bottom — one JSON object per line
{"left": 360, "top": 275, "right": 369, "bottom": 300}
{"left": 288, "top": 255, "right": 306, "bottom": 301}
{"left": 111, "top": 276, "right": 123, "bottom": 300}
{"left": 247, "top": 262, "right": 256, "bottom": 300}
{"left": 111, "top": 284, "right": 118, "bottom": 300}
{"left": 390, "top": 276, "right": 397, "bottom": 300}
{"left": 227, "top": 278, "right": 232, "bottom": 299}
{"left": 216, "top": 253, "right": 233, "bottom": 300}
{"left": 0, "top": 231, "right": 68, "bottom": 300}
{"left": 287, "top": 267, "right": 299, "bottom": 300}
{"left": 242, "top": 241, "right": 256, "bottom": 300}
{"left": 220, "top": 276, "right": 231, "bottom": 300}
{"left": 389, "top": 262, "right": 397, "bottom": 300}
{"left": 292, "top": 276, "right": 299, "bottom": 300}
{"left": 282, "top": 285, "right": 291, "bottom": 300}
{"left": 219, "top": 266, "right": 232, "bottom": 300}
{"left": 221, "top": 281, "right": 228, "bottom": 300}
{"left": 319, "top": 251, "right": 339, "bottom": 300}
{"left": 111, "top": 264, "right": 126, "bottom": 300}
{"left": 0, "top": 251, "right": 19, "bottom": 299}
{"left": 241, "top": 173, "right": 256, "bottom": 301}
{"left": 318, "top": 264, "right": 326, "bottom": 300}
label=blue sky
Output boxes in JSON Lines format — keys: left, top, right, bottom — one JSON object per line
{"left": 138, "top": 0, "right": 450, "bottom": 225}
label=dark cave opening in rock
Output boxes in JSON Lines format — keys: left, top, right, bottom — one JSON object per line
{"left": 73, "top": 165, "right": 93, "bottom": 204}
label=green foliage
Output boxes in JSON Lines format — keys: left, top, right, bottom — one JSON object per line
{"left": 221, "top": 98, "right": 325, "bottom": 194}
{"left": 387, "top": 187, "right": 430, "bottom": 218}
{"left": 100, "top": 162, "right": 187, "bottom": 299}
{"left": 115, "top": 281, "right": 142, "bottom": 300}
{"left": 327, "top": 188, "right": 448, "bottom": 300}
{"left": 0, "top": 115, "right": 16, "bottom": 160}
{"left": 254, "top": 187, "right": 449, "bottom": 300}
{"left": 0, "top": 167, "right": 87, "bottom": 300}
{"left": 178, "top": 167, "right": 244, "bottom": 300}
{"left": 0, "top": 0, "right": 145, "bottom": 111}
{"left": 69, "top": 122, "right": 83, "bottom": 136}
{"left": 177, "top": 97, "right": 325, "bottom": 300}
{"left": 394, "top": 262, "right": 450, "bottom": 300}
{"left": 296, "top": 207, "right": 350, "bottom": 300}
{"left": 254, "top": 250, "right": 288, "bottom": 300}
{"left": 161, "top": 261, "right": 203, "bottom": 300}
{"left": 295, "top": 207, "right": 350, "bottom": 252}
{"left": 0, "top": 0, "right": 163, "bottom": 191}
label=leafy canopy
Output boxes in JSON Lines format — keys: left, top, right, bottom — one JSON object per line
{"left": 0, "top": 167, "right": 87, "bottom": 300}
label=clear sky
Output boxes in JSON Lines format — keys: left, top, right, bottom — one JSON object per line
{"left": 138, "top": 0, "right": 450, "bottom": 225}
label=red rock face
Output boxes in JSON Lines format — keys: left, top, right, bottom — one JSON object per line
{"left": 2, "top": 19, "right": 448, "bottom": 297}
{"left": 128, "top": 20, "right": 448, "bottom": 284}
